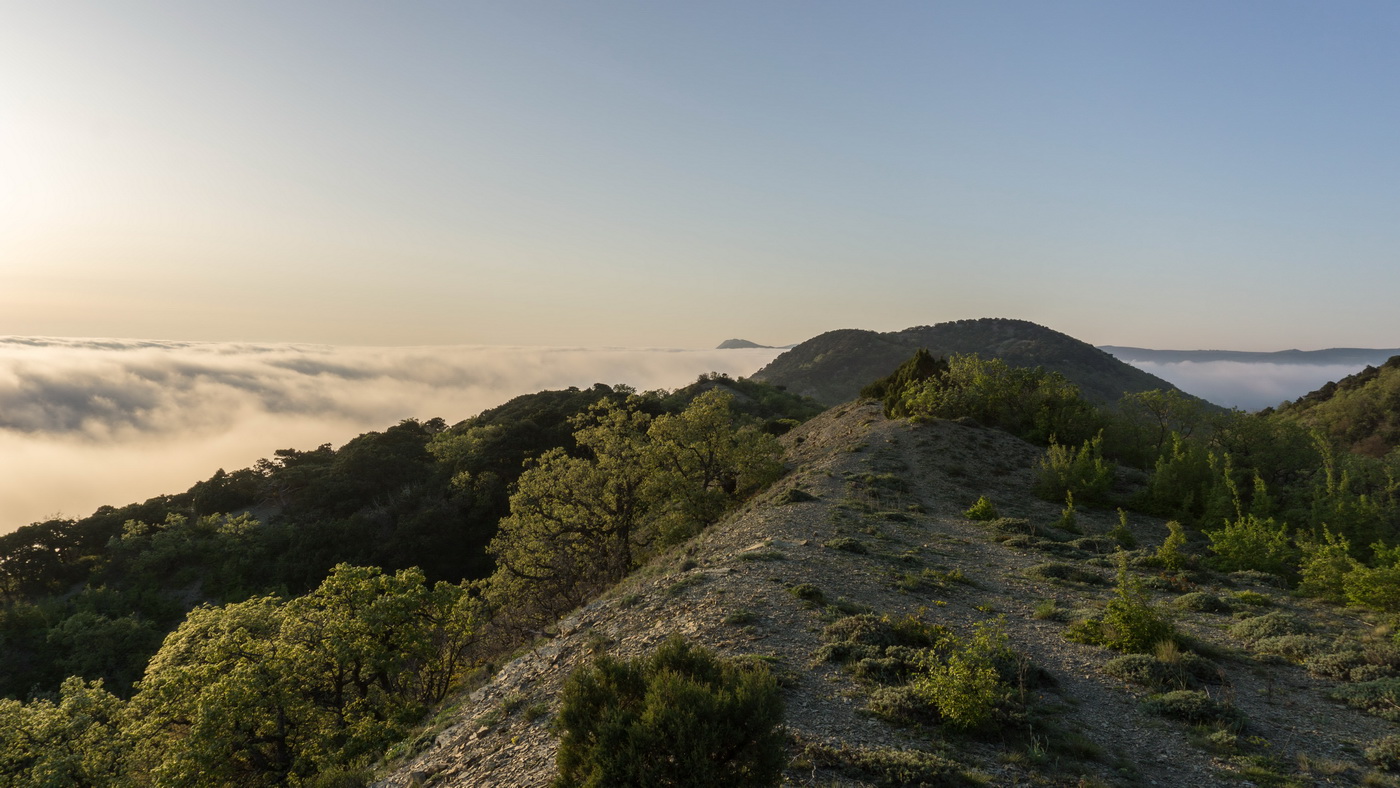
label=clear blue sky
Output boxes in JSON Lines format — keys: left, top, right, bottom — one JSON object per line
{"left": 4, "top": 1, "right": 1398, "bottom": 350}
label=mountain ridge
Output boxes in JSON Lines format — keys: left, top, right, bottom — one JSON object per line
{"left": 752, "top": 318, "right": 1190, "bottom": 407}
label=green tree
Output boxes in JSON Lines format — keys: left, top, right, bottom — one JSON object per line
{"left": 126, "top": 565, "right": 480, "bottom": 786}
{"left": 0, "top": 677, "right": 126, "bottom": 787}
{"left": 645, "top": 390, "right": 783, "bottom": 544}
{"left": 487, "top": 398, "right": 655, "bottom": 628}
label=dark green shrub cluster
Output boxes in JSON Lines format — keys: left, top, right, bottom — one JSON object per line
{"left": 553, "top": 635, "right": 785, "bottom": 788}
{"left": 816, "top": 614, "right": 951, "bottom": 678}
{"left": 797, "top": 739, "right": 977, "bottom": 788}
{"left": 1331, "top": 678, "right": 1400, "bottom": 722}
{"left": 1103, "top": 652, "right": 1221, "bottom": 691}
{"left": 1306, "top": 641, "right": 1400, "bottom": 682}
{"left": 1026, "top": 563, "right": 1106, "bottom": 585}
{"left": 1227, "top": 612, "right": 1308, "bottom": 646}
{"left": 1251, "top": 634, "right": 1329, "bottom": 662}
{"left": 824, "top": 537, "right": 869, "bottom": 554}
{"left": 1033, "top": 434, "right": 1115, "bottom": 505}
{"left": 774, "top": 487, "right": 818, "bottom": 505}
{"left": 1365, "top": 735, "right": 1400, "bottom": 771}
{"left": 1141, "top": 690, "right": 1244, "bottom": 729}
{"left": 1172, "top": 592, "right": 1231, "bottom": 614}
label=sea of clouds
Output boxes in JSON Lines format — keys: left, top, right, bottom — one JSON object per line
{"left": 1122, "top": 361, "right": 1369, "bottom": 413}
{"left": 0, "top": 338, "right": 783, "bottom": 533}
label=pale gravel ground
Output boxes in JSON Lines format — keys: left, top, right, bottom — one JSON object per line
{"left": 375, "top": 401, "right": 1399, "bottom": 787}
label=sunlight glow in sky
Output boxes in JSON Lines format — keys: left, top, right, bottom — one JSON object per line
{"left": 4, "top": 2, "right": 1399, "bottom": 349}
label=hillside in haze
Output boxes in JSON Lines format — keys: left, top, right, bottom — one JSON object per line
{"left": 752, "top": 318, "right": 1189, "bottom": 407}
{"left": 1273, "top": 355, "right": 1400, "bottom": 457}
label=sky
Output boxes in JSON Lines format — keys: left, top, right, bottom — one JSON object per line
{"left": 4, "top": 1, "right": 1400, "bottom": 350}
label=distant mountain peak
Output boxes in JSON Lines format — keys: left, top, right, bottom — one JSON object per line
{"left": 751, "top": 318, "right": 1192, "bottom": 407}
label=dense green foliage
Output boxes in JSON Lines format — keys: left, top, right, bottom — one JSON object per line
{"left": 553, "top": 636, "right": 785, "bottom": 788}
{"left": 1273, "top": 356, "right": 1400, "bottom": 457}
{"left": 866, "top": 348, "right": 1400, "bottom": 622}
{"left": 487, "top": 390, "right": 783, "bottom": 630}
{"left": 896, "top": 354, "right": 1099, "bottom": 445}
{"left": 0, "top": 375, "right": 807, "bottom": 785}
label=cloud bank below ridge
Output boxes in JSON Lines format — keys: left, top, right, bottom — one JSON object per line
{"left": 0, "top": 338, "right": 781, "bottom": 533}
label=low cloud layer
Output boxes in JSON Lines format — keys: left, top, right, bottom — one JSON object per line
{"left": 0, "top": 338, "right": 781, "bottom": 532}
{"left": 1124, "top": 360, "right": 1368, "bottom": 412}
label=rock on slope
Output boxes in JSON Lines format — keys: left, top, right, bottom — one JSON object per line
{"left": 751, "top": 318, "right": 1188, "bottom": 407}
{"left": 376, "top": 402, "right": 1395, "bottom": 787}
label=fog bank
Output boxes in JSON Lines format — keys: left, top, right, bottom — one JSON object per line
{"left": 0, "top": 338, "right": 781, "bottom": 533}
{"left": 1123, "top": 360, "right": 1367, "bottom": 412}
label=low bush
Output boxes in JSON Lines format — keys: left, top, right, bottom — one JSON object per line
{"left": 1331, "top": 678, "right": 1400, "bottom": 722}
{"left": 1251, "top": 634, "right": 1329, "bottom": 662}
{"left": 1141, "top": 690, "right": 1244, "bottom": 729}
{"left": 1366, "top": 735, "right": 1400, "bottom": 771}
{"left": 1103, "top": 652, "right": 1220, "bottom": 691}
{"left": 1172, "top": 592, "right": 1230, "bottom": 614}
{"left": 964, "top": 497, "right": 999, "bottom": 521}
{"left": 824, "top": 537, "right": 869, "bottom": 554}
{"left": 1228, "top": 612, "right": 1308, "bottom": 646}
{"left": 1027, "top": 563, "right": 1106, "bottom": 585}
{"left": 1065, "top": 556, "right": 1176, "bottom": 654}
{"left": 553, "top": 635, "right": 785, "bottom": 788}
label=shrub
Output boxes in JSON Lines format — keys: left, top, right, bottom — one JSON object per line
{"left": 1228, "top": 612, "right": 1308, "bottom": 646}
{"left": 1251, "top": 634, "right": 1329, "bottom": 662}
{"left": 1344, "top": 544, "right": 1400, "bottom": 613}
{"left": 1027, "top": 563, "right": 1106, "bottom": 585}
{"left": 1172, "top": 592, "right": 1230, "bottom": 614}
{"left": 1108, "top": 509, "right": 1138, "bottom": 549}
{"left": 798, "top": 740, "right": 974, "bottom": 787}
{"left": 789, "top": 583, "right": 826, "bottom": 605}
{"left": 1331, "top": 678, "right": 1400, "bottom": 722}
{"left": 1103, "top": 652, "right": 1220, "bottom": 691}
{"left": 1157, "top": 521, "right": 1191, "bottom": 571}
{"left": 1034, "top": 434, "right": 1115, "bottom": 505}
{"left": 553, "top": 635, "right": 785, "bottom": 788}
{"left": 964, "top": 496, "right": 999, "bottom": 521}
{"left": 912, "top": 619, "right": 1013, "bottom": 731}
{"left": 824, "top": 536, "right": 869, "bottom": 554}
{"left": 1065, "top": 555, "right": 1175, "bottom": 653}
{"left": 1306, "top": 650, "right": 1366, "bottom": 681}
{"left": 1297, "top": 527, "right": 1357, "bottom": 602}
{"left": 1206, "top": 515, "right": 1297, "bottom": 577}
{"left": 1365, "top": 735, "right": 1400, "bottom": 771}
{"left": 775, "top": 487, "right": 818, "bottom": 505}
{"left": 1141, "top": 690, "right": 1243, "bottom": 729}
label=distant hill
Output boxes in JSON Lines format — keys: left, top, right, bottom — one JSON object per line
{"left": 716, "top": 338, "right": 791, "bottom": 349}
{"left": 1101, "top": 346, "right": 1400, "bottom": 366}
{"left": 1272, "top": 355, "right": 1400, "bottom": 457}
{"left": 751, "top": 318, "right": 1189, "bottom": 406}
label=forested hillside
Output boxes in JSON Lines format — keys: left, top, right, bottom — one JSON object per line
{"left": 1272, "top": 355, "right": 1400, "bottom": 458}
{"left": 752, "top": 318, "right": 1190, "bottom": 407}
